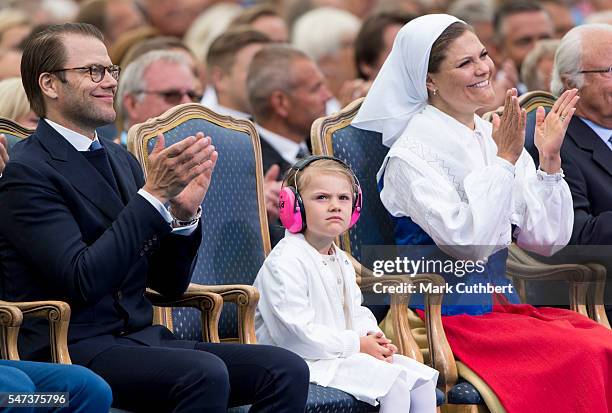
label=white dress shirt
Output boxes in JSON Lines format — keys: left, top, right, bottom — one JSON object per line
{"left": 255, "top": 124, "right": 309, "bottom": 165}
{"left": 207, "top": 102, "right": 251, "bottom": 120}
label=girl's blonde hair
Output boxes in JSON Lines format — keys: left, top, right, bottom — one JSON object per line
{"left": 285, "top": 158, "right": 358, "bottom": 202}
{"left": 0, "top": 77, "right": 31, "bottom": 122}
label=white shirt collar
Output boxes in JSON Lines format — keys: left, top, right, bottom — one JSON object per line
{"left": 255, "top": 124, "right": 308, "bottom": 165}
{"left": 210, "top": 102, "right": 251, "bottom": 120}
{"left": 200, "top": 85, "right": 218, "bottom": 107}
{"left": 44, "top": 118, "right": 99, "bottom": 152}
{"left": 579, "top": 117, "right": 612, "bottom": 150}
{"left": 325, "top": 97, "right": 341, "bottom": 115}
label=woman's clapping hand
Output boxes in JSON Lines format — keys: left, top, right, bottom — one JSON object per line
{"left": 534, "top": 89, "right": 579, "bottom": 173}
{"left": 492, "top": 88, "right": 526, "bottom": 165}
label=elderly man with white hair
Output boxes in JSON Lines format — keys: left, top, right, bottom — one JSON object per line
{"left": 292, "top": 7, "right": 361, "bottom": 113}
{"left": 553, "top": 24, "right": 612, "bottom": 244}
{"left": 553, "top": 23, "right": 612, "bottom": 320}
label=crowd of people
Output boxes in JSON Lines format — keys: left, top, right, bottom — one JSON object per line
{"left": 0, "top": 0, "right": 611, "bottom": 412}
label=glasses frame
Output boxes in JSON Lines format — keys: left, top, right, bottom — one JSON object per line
{"left": 578, "top": 66, "right": 612, "bottom": 75}
{"left": 49, "top": 64, "right": 121, "bottom": 83}
{"left": 134, "top": 90, "right": 203, "bottom": 104}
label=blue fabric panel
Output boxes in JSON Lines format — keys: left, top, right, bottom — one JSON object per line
{"left": 4, "top": 133, "right": 25, "bottom": 153}
{"left": 435, "top": 388, "right": 446, "bottom": 406}
{"left": 146, "top": 119, "right": 266, "bottom": 340}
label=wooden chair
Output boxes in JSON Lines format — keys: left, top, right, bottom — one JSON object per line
{"left": 485, "top": 91, "right": 610, "bottom": 329}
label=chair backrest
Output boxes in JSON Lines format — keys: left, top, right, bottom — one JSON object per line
{"left": 0, "top": 118, "right": 34, "bottom": 153}
{"left": 310, "top": 98, "right": 395, "bottom": 262}
{"left": 128, "top": 103, "right": 270, "bottom": 340}
{"left": 520, "top": 90, "right": 555, "bottom": 165}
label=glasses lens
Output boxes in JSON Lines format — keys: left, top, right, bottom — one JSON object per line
{"left": 161, "top": 91, "right": 184, "bottom": 105}
{"left": 187, "top": 92, "right": 203, "bottom": 103}
{"left": 90, "top": 65, "right": 104, "bottom": 82}
{"left": 90, "top": 65, "right": 120, "bottom": 82}
{"left": 109, "top": 65, "right": 120, "bottom": 81}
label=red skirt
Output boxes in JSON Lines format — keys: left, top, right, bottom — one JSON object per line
{"left": 439, "top": 303, "right": 612, "bottom": 412}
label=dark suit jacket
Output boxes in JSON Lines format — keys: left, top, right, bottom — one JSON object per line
{"left": 259, "top": 136, "right": 291, "bottom": 247}
{"left": 561, "top": 117, "right": 612, "bottom": 244}
{"left": 260, "top": 136, "right": 291, "bottom": 178}
{"left": 0, "top": 120, "right": 201, "bottom": 365}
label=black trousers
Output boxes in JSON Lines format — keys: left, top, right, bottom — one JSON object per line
{"left": 86, "top": 339, "right": 309, "bottom": 413}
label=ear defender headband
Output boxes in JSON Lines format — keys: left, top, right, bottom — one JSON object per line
{"left": 278, "top": 155, "right": 363, "bottom": 233}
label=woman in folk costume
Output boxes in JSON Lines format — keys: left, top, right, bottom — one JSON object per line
{"left": 254, "top": 156, "right": 439, "bottom": 412}
{"left": 352, "top": 13, "right": 612, "bottom": 413}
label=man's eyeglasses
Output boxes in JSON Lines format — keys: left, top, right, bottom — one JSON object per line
{"left": 49, "top": 64, "right": 121, "bottom": 83}
{"left": 135, "top": 90, "right": 203, "bottom": 104}
{"left": 578, "top": 66, "right": 612, "bottom": 75}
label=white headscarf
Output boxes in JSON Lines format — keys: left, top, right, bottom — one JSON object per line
{"left": 352, "top": 14, "right": 462, "bottom": 147}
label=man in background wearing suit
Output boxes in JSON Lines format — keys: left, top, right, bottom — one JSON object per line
{"left": 0, "top": 23, "right": 308, "bottom": 412}
{"left": 552, "top": 23, "right": 612, "bottom": 320}
{"left": 247, "top": 44, "right": 332, "bottom": 246}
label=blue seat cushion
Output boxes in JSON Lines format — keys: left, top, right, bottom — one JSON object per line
{"left": 435, "top": 387, "right": 446, "bottom": 406}
{"left": 229, "top": 384, "right": 372, "bottom": 412}
{"left": 447, "top": 381, "right": 484, "bottom": 404}
{"left": 229, "top": 383, "right": 447, "bottom": 412}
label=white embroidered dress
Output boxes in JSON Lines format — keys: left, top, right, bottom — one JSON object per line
{"left": 379, "top": 105, "right": 574, "bottom": 260}
{"left": 254, "top": 232, "right": 438, "bottom": 405}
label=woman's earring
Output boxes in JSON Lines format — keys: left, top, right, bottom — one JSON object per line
{"left": 433, "top": 89, "right": 437, "bottom": 96}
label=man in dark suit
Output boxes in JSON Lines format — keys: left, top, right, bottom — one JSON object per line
{"left": 552, "top": 23, "right": 612, "bottom": 319}
{"left": 554, "top": 25, "right": 612, "bottom": 245}
{"left": 0, "top": 23, "right": 308, "bottom": 412}
{"left": 246, "top": 45, "right": 332, "bottom": 245}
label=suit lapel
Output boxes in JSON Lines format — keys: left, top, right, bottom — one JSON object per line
{"left": 103, "top": 140, "right": 138, "bottom": 204}
{"left": 35, "top": 121, "right": 124, "bottom": 220}
{"left": 566, "top": 117, "right": 612, "bottom": 178}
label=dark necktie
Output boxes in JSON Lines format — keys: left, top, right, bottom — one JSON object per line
{"left": 89, "top": 140, "right": 103, "bottom": 151}
{"left": 83, "top": 140, "right": 120, "bottom": 196}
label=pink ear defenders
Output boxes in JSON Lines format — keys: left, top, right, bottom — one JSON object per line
{"left": 278, "top": 155, "right": 363, "bottom": 233}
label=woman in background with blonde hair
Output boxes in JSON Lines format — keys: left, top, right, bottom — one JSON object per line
{"left": 0, "top": 77, "right": 38, "bottom": 128}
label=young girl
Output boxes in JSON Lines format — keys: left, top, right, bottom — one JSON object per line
{"left": 254, "top": 156, "right": 438, "bottom": 413}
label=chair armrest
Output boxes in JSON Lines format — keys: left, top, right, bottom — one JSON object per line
{"left": 583, "top": 263, "right": 610, "bottom": 329}
{"left": 348, "top": 255, "right": 458, "bottom": 393}
{"left": 408, "top": 274, "right": 458, "bottom": 394}
{"left": 506, "top": 256, "right": 591, "bottom": 317}
{"left": 509, "top": 245, "right": 609, "bottom": 327}
{"left": 200, "top": 284, "right": 259, "bottom": 344}
{"left": 5, "top": 300, "right": 71, "bottom": 364}
{"left": 146, "top": 285, "right": 223, "bottom": 343}
{"left": 150, "top": 283, "right": 259, "bottom": 344}
{"left": 0, "top": 302, "right": 23, "bottom": 360}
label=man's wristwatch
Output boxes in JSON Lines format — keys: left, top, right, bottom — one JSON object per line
{"left": 170, "top": 206, "right": 202, "bottom": 228}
